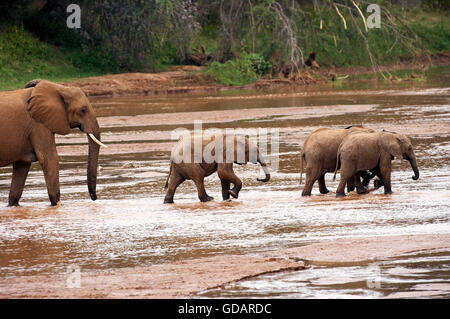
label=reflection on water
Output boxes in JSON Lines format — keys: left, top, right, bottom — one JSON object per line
{"left": 0, "top": 70, "right": 449, "bottom": 297}
{"left": 200, "top": 251, "right": 450, "bottom": 298}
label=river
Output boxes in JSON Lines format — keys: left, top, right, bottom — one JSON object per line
{"left": 0, "top": 67, "right": 449, "bottom": 298}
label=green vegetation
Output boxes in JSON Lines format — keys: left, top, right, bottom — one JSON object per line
{"left": 0, "top": 1, "right": 449, "bottom": 91}
{"left": 410, "top": 11, "right": 450, "bottom": 54}
{"left": 205, "top": 53, "right": 271, "bottom": 86}
{"left": 0, "top": 25, "right": 118, "bottom": 90}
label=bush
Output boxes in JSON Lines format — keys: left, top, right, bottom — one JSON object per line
{"left": 247, "top": 53, "right": 272, "bottom": 76}
{"left": 205, "top": 53, "right": 259, "bottom": 86}
{"left": 70, "top": 49, "right": 121, "bottom": 73}
{"left": 0, "top": 25, "right": 50, "bottom": 61}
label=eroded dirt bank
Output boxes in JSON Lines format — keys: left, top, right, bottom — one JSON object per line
{"left": 64, "top": 53, "right": 450, "bottom": 97}
{"left": 66, "top": 66, "right": 296, "bottom": 97}
{"left": 1, "top": 234, "right": 448, "bottom": 298}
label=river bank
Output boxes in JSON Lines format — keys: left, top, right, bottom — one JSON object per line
{"left": 54, "top": 53, "right": 450, "bottom": 98}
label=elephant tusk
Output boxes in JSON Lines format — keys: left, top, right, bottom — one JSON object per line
{"left": 88, "top": 133, "right": 108, "bottom": 148}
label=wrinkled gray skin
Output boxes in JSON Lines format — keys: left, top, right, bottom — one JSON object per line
{"left": 334, "top": 131, "right": 419, "bottom": 197}
{"left": 164, "top": 133, "right": 270, "bottom": 203}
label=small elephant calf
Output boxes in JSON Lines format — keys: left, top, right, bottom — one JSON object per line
{"left": 299, "top": 126, "right": 375, "bottom": 196}
{"left": 334, "top": 131, "right": 419, "bottom": 196}
{"left": 164, "top": 133, "right": 270, "bottom": 203}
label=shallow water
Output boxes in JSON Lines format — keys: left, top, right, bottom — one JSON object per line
{"left": 0, "top": 68, "right": 449, "bottom": 298}
{"left": 201, "top": 250, "right": 450, "bottom": 298}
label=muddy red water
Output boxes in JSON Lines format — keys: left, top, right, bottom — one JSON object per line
{"left": 0, "top": 67, "right": 449, "bottom": 298}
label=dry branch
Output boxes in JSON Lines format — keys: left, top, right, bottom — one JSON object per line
{"left": 347, "top": 7, "right": 389, "bottom": 80}
{"left": 351, "top": 0, "right": 368, "bottom": 32}
{"left": 333, "top": 3, "right": 347, "bottom": 30}
{"left": 270, "top": 2, "right": 304, "bottom": 74}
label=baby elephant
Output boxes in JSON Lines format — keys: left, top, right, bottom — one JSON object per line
{"left": 334, "top": 131, "right": 419, "bottom": 196}
{"left": 164, "top": 133, "right": 270, "bottom": 203}
{"left": 300, "top": 126, "right": 374, "bottom": 196}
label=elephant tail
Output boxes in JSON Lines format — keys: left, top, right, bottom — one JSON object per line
{"left": 333, "top": 152, "right": 340, "bottom": 182}
{"left": 299, "top": 151, "right": 304, "bottom": 185}
{"left": 164, "top": 161, "right": 173, "bottom": 189}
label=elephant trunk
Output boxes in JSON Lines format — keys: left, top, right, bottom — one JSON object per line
{"left": 87, "top": 121, "right": 101, "bottom": 200}
{"left": 256, "top": 152, "right": 270, "bottom": 182}
{"left": 408, "top": 154, "right": 419, "bottom": 181}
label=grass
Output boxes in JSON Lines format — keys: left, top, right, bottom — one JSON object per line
{"left": 410, "top": 10, "right": 450, "bottom": 53}
{"left": 0, "top": 25, "right": 117, "bottom": 91}
{"left": 305, "top": 6, "right": 450, "bottom": 68}
{"left": 0, "top": 7, "right": 449, "bottom": 92}
{"left": 199, "top": 6, "right": 450, "bottom": 85}
{"left": 347, "top": 64, "right": 450, "bottom": 83}
{"left": 204, "top": 53, "right": 271, "bottom": 86}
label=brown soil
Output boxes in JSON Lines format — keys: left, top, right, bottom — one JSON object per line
{"left": 65, "top": 53, "right": 450, "bottom": 97}
{"left": 1, "top": 234, "right": 448, "bottom": 298}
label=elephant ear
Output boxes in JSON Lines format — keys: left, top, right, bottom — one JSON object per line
{"left": 380, "top": 133, "right": 402, "bottom": 158}
{"left": 27, "top": 80, "right": 71, "bottom": 135}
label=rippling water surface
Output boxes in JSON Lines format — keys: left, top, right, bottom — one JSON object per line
{"left": 1, "top": 68, "right": 449, "bottom": 298}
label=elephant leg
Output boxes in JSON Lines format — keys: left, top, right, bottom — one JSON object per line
{"left": 380, "top": 157, "right": 393, "bottom": 194}
{"left": 164, "top": 172, "right": 185, "bottom": 204}
{"left": 31, "top": 129, "right": 60, "bottom": 206}
{"left": 192, "top": 176, "right": 213, "bottom": 202}
{"left": 8, "top": 161, "right": 31, "bottom": 207}
{"left": 220, "top": 180, "right": 231, "bottom": 200}
{"left": 382, "top": 177, "right": 392, "bottom": 194}
{"left": 336, "top": 166, "right": 355, "bottom": 197}
{"left": 217, "top": 163, "right": 242, "bottom": 199}
{"left": 336, "top": 176, "right": 348, "bottom": 197}
{"left": 41, "top": 158, "right": 60, "bottom": 206}
{"left": 347, "top": 177, "right": 356, "bottom": 193}
{"left": 318, "top": 173, "right": 329, "bottom": 194}
{"left": 381, "top": 169, "right": 392, "bottom": 194}
{"left": 229, "top": 179, "right": 242, "bottom": 199}
{"left": 301, "top": 165, "right": 321, "bottom": 196}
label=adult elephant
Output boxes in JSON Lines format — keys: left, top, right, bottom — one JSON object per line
{"left": 0, "top": 80, "right": 106, "bottom": 206}
{"left": 299, "top": 126, "right": 374, "bottom": 196}
{"left": 333, "top": 131, "right": 419, "bottom": 197}
{"left": 164, "top": 133, "right": 270, "bottom": 203}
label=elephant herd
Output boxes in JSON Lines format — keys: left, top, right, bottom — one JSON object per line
{"left": 0, "top": 80, "right": 419, "bottom": 206}
{"left": 300, "top": 126, "right": 419, "bottom": 198}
